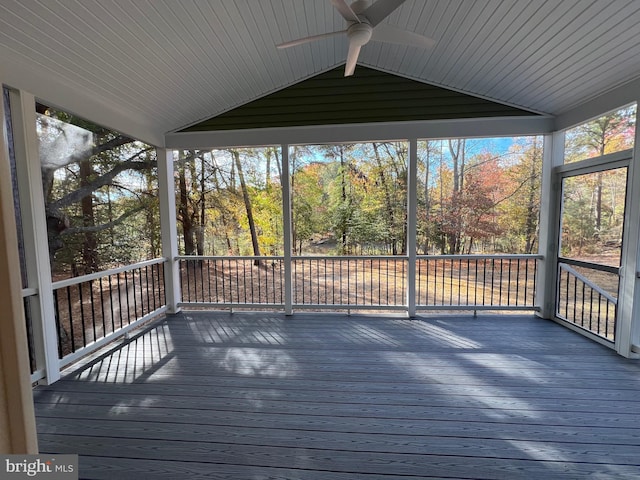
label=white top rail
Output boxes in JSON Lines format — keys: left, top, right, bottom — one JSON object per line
{"left": 52, "top": 257, "right": 167, "bottom": 290}
{"left": 559, "top": 263, "right": 618, "bottom": 305}
{"left": 417, "top": 254, "right": 543, "bottom": 260}
{"left": 292, "top": 255, "right": 408, "bottom": 261}
{"left": 177, "top": 254, "right": 542, "bottom": 261}
{"left": 177, "top": 255, "right": 284, "bottom": 261}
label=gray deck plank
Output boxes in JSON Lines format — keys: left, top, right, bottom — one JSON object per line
{"left": 37, "top": 416, "right": 640, "bottom": 451}
{"left": 36, "top": 434, "right": 640, "bottom": 479}
{"left": 33, "top": 312, "right": 640, "bottom": 479}
{"left": 35, "top": 393, "right": 640, "bottom": 422}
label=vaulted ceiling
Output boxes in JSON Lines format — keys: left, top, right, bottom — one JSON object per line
{"left": 1, "top": 0, "right": 640, "bottom": 146}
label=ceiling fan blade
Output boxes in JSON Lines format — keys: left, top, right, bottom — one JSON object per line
{"left": 344, "top": 42, "right": 362, "bottom": 76}
{"left": 331, "top": 0, "right": 361, "bottom": 23}
{"left": 276, "top": 30, "right": 345, "bottom": 49}
{"left": 363, "top": 0, "right": 405, "bottom": 27}
{"left": 371, "top": 23, "right": 435, "bottom": 48}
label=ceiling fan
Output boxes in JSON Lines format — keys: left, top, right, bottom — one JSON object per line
{"left": 276, "top": 0, "right": 435, "bottom": 77}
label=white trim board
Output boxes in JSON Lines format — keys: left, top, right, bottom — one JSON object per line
{"left": 165, "top": 116, "right": 555, "bottom": 149}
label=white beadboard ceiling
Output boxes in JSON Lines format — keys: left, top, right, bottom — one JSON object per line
{"left": 1, "top": 0, "right": 640, "bottom": 145}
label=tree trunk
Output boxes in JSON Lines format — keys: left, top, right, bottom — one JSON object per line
{"left": 79, "top": 160, "right": 98, "bottom": 273}
{"left": 197, "top": 153, "right": 206, "bottom": 256}
{"left": 340, "top": 147, "right": 348, "bottom": 254}
{"left": 595, "top": 171, "right": 603, "bottom": 238}
{"left": 177, "top": 158, "right": 196, "bottom": 255}
{"left": 373, "top": 143, "right": 398, "bottom": 255}
{"left": 447, "top": 139, "right": 466, "bottom": 254}
{"left": 210, "top": 162, "right": 233, "bottom": 254}
{"left": 524, "top": 139, "right": 540, "bottom": 253}
{"left": 232, "top": 150, "right": 261, "bottom": 264}
{"left": 423, "top": 144, "right": 431, "bottom": 254}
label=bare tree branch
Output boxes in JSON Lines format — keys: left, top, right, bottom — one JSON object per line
{"left": 61, "top": 205, "right": 146, "bottom": 236}
{"left": 50, "top": 148, "right": 154, "bottom": 210}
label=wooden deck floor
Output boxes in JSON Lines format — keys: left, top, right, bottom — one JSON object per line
{"left": 33, "top": 312, "right": 640, "bottom": 479}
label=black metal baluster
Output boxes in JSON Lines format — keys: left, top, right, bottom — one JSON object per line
{"left": 53, "top": 290, "right": 62, "bottom": 357}
{"left": 124, "top": 271, "right": 131, "bottom": 325}
{"left": 235, "top": 258, "right": 241, "bottom": 305}
{"left": 482, "top": 260, "right": 487, "bottom": 306}
{"left": 354, "top": 258, "right": 357, "bottom": 306}
{"left": 117, "top": 273, "right": 124, "bottom": 329}
{"left": 589, "top": 288, "right": 600, "bottom": 333}
{"left": 78, "top": 283, "right": 87, "bottom": 347}
{"left": 88, "top": 280, "right": 97, "bottom": 342}
{"left": 150, "top": 266, "right": 157, "bottom": 311}
{"left": 108, "top": 274, "right": 115, "bottom": 332}
{"left": 313, "top": 259, "right": 317, "bottom": 305}
{"left": 580, "top": 281, "right": 586, "bottom": 327}
{"left": 597, "top": 292, "right": 602, "bottom": 334}
{"left": 325, "top": 258, "right": 328, "bottom": 306}
{"left": 441, "top": 259, "right": 445, "bottom": 305}
{"left": 185, "top": 260, "right": 191, "bottom": 302}
{"left": 564, "top": 269, "right": 569, "bottom": 319}
{"left": 99, "top": 277, "right": 106, "bottom": 335}
{"left": 145, "top": 265, "right": 151, "bottom": 313}
{"left": 532, "top": 259, "right": 537, "bottom": 306}
{"left": 206, "top": 260, "right": 212, "bottom": 303}
{"left": 474, "top": 259, "right": 478, "bottom": 306}
{"left": 515, "top": 259, "right": 520, "bottom": 306}
{"left": 491, "top": 259, "right": 496, "bottom": 306}
{"left": 216, "top": 258, "right": 227, "bottom": 303}
{"left": 301, "top": 259, "right": 306, "bottom": 304}
{"left": 497, "top": 259, "right": 503, "bottom": 307}
{"left": 466, "top": 257, "right": 470, "bottom": 305}
{"left": 574, "top": 276, "right": 580, "bottom": 324}
{"left": 507, "top": 259, "right": 512, "bottom": 306}
{"left": 66, "top": 286, "right": 76, "bottom": 352}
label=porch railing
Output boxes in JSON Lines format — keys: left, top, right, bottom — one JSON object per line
{"left": 179, "top": 254, "right": 542, "bottom": 312}
{"left": 180, "top": 256, "right": 284, "bottom": 307}
{"left": 556, "top": 260, "right": 618, "bottom": 341}
{"left": 46, "top": 258, "right": 167, "bottom": 373}
{"left": 417, "top": 255, "right": 540, "bottom": 310}
{"left": 293, "top": 256, "right": 407, "bottom": 310}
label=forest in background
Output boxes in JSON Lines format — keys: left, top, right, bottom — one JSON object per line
{"left": 174, "top": 138, "right": 542, "bottom": 258}
{"left": 560, "top": 105, "right": 636, "bottom": 264}
{"left": 31, "top": 103, "right": 635, "bottom": 281}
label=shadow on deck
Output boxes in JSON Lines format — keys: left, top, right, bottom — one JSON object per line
{"left": 33, "top": 312, "right": 640, "bottom": 479}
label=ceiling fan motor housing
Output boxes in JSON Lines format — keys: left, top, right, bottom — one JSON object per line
{"left": 347, "top": 22, "right": 373, "bottom": 46}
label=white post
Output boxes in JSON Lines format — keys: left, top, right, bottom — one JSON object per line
{"left": 407, "top": 139, "right": 418, "bottom": 318}
{"left": 616, "top": 105, "right": 640, "bottom": 358}
{"left": 281, "top": 144, "right": 293, "bottom": 315}
{"left": 536, "top": 132, "right": 564, "bottom": 320}
{"left": 9, "top": 89, "right": 61, "bottom": 384}
{"left": 156, "top": 148, "right": 181, "bottom": 313}
{"left": 1, "top": 85, "right": 39, "bottom": 452}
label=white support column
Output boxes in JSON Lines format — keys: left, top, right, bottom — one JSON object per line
{"left": 156, "top": 148, "right": 181, "bottom": 313}
{"left": 9, "top": 89, "right": 60, "bottom": 384}
{"left": 281, "top": 144, "right": 293, "bottom": 315}
{"left": 1, "top": 84, "right": 39, "bottom": 453}
{"left": 536, "top": 132, "right": 564, "bottom": 319}
{"left": 407, "top": 139, "right": 418, "bottom": 318}
{"left": 616, "top": 106, "right": 640, "bottom": 358}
